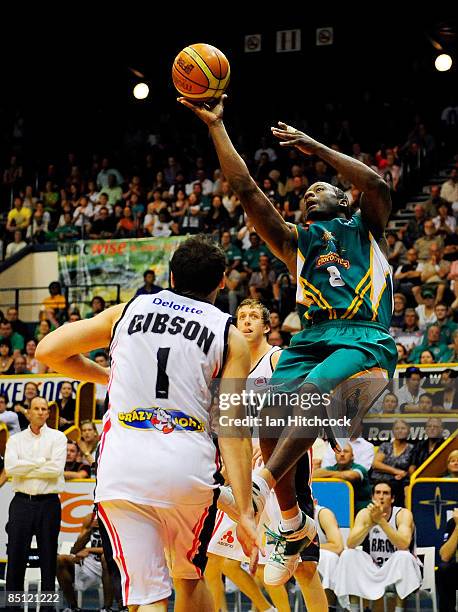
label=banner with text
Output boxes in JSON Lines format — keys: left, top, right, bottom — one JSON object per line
{"left": 57, "top": 236, "right": 185, "bottom": 307}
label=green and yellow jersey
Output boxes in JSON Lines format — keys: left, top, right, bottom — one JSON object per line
{"left": 294, "top": 213, "right": 393, "bottom": 330}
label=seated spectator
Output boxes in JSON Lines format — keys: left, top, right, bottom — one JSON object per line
{"left": 0, "top": 393, "right": 20, "bottom": 434}
{"left": 78, "top": 420, "right": 99, "bottom": 466}
{"left": 94, "top": 351, "right": 109, "bottom": 417}
{"left": 267, "top": 330, "right": 285, "bottom": 347}
{"left": 381, "top": 392, "right": 399, "bottom": 414}
{"left": 64, "top": 440, "right": 90, "bottom": 479}
{"left": 56, "top": 512, "right": 121, "bottom": 612}
{"left": 249, "top": 255, "right": 278, "bottom": 305}
{"left": 73, "top": 195, "right": 94, "bottom": 231}
{"left": 24, "top": 338, "right": 46, "bottom": 374}
{"left": 419, "top": 349, "right": 435, "bottom": 364}
{"left": 57, "top": 381, "right": 76, "bottom": 430}
{"left": 27, "top": 201, "right": 51, "bottom": 243}
{"left": 409, "top": 417, "right": 445, "bottom": 475}
{"left": 408, "top": 324, "right": 449, "bottom": 363}
{"left": 35, "top": 318, "right": 52, "bottom": 342}
{"left": 401, "top": 205, "right": 425, "bottom": 248}
{"left": 243, "top": 233, "right": 271, "bottom": 274}
{"left": 443, "top": 328, "right": 458, "bottom": 362}
{"left": 437, "top": 507, "right": 458, "bottom": 612}
{"left": 433, "top": 202, "right": 456, "bottom": 235}
{"left": 313, "top": 443, "right": 372, "bottom": 514}
{"left": 85, "top": 296, "right": 105, "bottom": 319}
{"left": 151, "top": 210, "right": 174, "bottom": 237}
{"left": 390, "top": 293, "right": 407, "bottom": 332}
{"left": 424, "top": 184, "right": 448, "bottom": 218}
{"left": 0, "top": 319, "right": 25, "bottom": 356}
{"left": 433, "top": 369, "right": 458, "bottom": 412}
{"left": 0, "top": 339, "right": 14, "bottom": 374}
{"left": 5, "top": 196, "right": 32, "bottom": 235}
{"left": 135, "top": 270, "right": 162, "bottom": 296}
{"left": 283, "top": 175, "right": 306, "bottom": 223}
{"left": 434, "top": 302, "right": 457, "bottom": 345}
{"left": 321, "top": 426, "right": 374, "bottom": 471}
{"left": 414, "top": 286, "right": 437, "bottom": 330}
{"left": 205, "top": 195, "right": 231, "bottom": 234}
{"left": 392, "top": 309, "right": 423, "bottom": 353}
{"left": 393, "top": 248, "right": 422, "bottom": 301}
{"left": 42, "top": 281, "right": 66, "bottom": 315}
{"left": 5, "top": 229, "right": 27, "bottom": 259}
{"left": 440, "top": 167, "right": 458, "bottom": 204}
{"left": 386, "top": 232, "right": 406, "bottom": 268}
{"left": 12, "top": 354, "right": 30, "bottom": 375}
{"left": 397, "top": 366, "right": 423, "bottom": 411}
{"left": 414, "top": 219, "right": 443, "bottom": 261}
{"left": 396, "top": 343, "right": 408, "bottom": 364}
{"left": 334, "top": 481, "right": 421, "bottom": 610}
{"left": 57, "top": 212, "right": 80, "bottom": 241}
{"left": 371, "top": 420, "right": 414, "bottom": 505}
{"left": 88, "top": 206, "right": 115, "bottom": 239}
{"left": 104, "top": 173, "right": 123, "bottom": 206}
{"left": 13, "top": 381, "right": 39, "bottom": 430}
{"left": 4, "top": 307, "right": 29, "bottom": 341}
{"left": 220, "top": 231, "right": 243, "bottom": 271}
{"left": 97, "top": 157, "right": 124, "bottom": 191}
{"left": 416, "top": 244, "right": 450, "bottom": 304}
{"left": 443, "top": 449, "right": 458, "bottom": 478}
{"left": 179, "top": 199, "right": 204, "bottom": 234}
{"left": 114, "top": 205, "right": 136, "bottom": 238}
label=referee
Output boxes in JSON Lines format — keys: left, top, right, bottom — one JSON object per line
{"left": 4, "top": 395, "right": 67, "bottom": 598}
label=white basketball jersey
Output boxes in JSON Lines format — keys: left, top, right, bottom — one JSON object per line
{"left": 246, "top": 345, "right": 282, "bottom": 417}
{"left": 363, "top": 506, "right": 415, "bottom": 566}
{"left": 95, "top": 290, "right": 231, "bottom": 507}
{"left": 315, "top": 505, "right": 328, "bottom": 544}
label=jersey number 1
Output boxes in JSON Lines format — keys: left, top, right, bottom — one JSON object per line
{"left": 156, "top": 347, "right": 170, "bottom": 399}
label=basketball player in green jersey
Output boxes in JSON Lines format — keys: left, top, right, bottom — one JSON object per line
{"left": 180, "top": 95, "right": 397, "bottom": 585}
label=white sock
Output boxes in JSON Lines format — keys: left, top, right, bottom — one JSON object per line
{"left": 252, "top": 472, "right": 271, "bottom": 498}
{"left": 395, "top": 607, "right": 404, "bottom": 612}
{"left": 280, "top": 509, "right": 302, "bottom": 532}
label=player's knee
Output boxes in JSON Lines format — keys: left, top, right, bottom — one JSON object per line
{"left": 295, "top": 561, "right": 317, "bottom": 581}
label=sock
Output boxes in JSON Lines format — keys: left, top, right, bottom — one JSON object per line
{"left": 252, "top": 472, "right": 271, "bottom": 498}
{"left": 349, "top": 604, "right": 360, "bottom": 612}
{"left": 280, "top": 509, "right": 302, "bottom": 532}
{"left": 395, "top": 608, "right": 404, "bottom": 612}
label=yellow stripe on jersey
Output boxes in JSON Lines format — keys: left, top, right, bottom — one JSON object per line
{"left": 301, "top": 278, "right": 334, "bottom": 320}
{"left": 345, "top": 280, "right": 372, "bottom": 320}
{"left": 341, "top": 268, "right": 371, "bottom": 319}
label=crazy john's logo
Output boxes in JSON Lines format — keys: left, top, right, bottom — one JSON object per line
{"left": 59, "top": 491, "right": 94, "bottom": 533}
{"left": 316, "top": 252, "right": 350, "bottom": 269}
{"left": 118, "top": 406, "right": 204, "bottom": 433}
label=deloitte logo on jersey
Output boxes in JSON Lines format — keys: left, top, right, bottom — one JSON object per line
{"left": 152, "top": 296, "right": 203, "bottom": 314}
{"left": 118, "top": 407, "right": 204, "bottom": 433}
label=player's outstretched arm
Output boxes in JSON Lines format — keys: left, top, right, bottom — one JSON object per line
{"left": 36, "top": 303, "right": 124, "bottom": 384}
{"left": 217, "top": 325, "right": 260, "bottom": 571}
{"left": 178, "top": 96, "right": 296, "bottom": 271}
{"left": 272, "top": 122, "right": 391, "bottom": 240}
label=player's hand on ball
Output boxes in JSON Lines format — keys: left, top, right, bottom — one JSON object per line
{"left": 237, "top": 513, "right": 262, "bottom": 575}
{"left": 271, "top": 122, "right": 319, "bottom": 155}
{"left": 178, "top": 94, "right": 226, "bottom": 126}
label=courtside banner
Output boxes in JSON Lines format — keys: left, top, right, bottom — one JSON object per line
{"left": 0, "top": 480, "right": 96, "bottom": 559}
{"left": 57, "top": 236, "right": 185, "bottom": 306}
{"left": 0, "top": 374, "right": 79, "bottom": 406}
{"left": 408, "top": 478, "right": 458, "bottom": 563}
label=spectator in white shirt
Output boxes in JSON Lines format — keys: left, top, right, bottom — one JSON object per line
{"left": 5, "top": 230, "right": 27, "bottom": 259}
{"left": 4, "top": 396, "right": 66, "bottom": 597}
{"left": 0, "top": 394, "right": 20, "bottom": 434}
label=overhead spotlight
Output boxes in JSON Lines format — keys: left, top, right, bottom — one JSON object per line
{"left": 435, "top": 54, "right": 453, "bottom": 72}
{"left": 133, "top": 82, "right": 149, "bottom": 100}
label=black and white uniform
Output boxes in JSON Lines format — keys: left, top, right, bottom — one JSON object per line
{"left": 207, "top": 346, "right": 282, "bottom": 564}
{"left": 335, "top": 506, "right": 421, "bottom": 608}
{"left": 315, "top": 505, "right": 340, "bottom": 590}
{"left": 74, "top": 523, "right": 104, "bottom": 591}
{"left": 95, "top": 290, "right": 230, "bottom": 606}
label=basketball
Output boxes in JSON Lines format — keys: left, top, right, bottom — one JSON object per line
{"left": 172, "top": 43, "right": 230, "bottom": 102}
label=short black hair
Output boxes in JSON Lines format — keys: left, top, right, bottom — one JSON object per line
{"left": 170, "top": 235, "right": 226, "bottom": 297}
{"left": 143, "top": 269, "right": 155, "bottom": 279}
{"left": 372, "top": 480, "right": 394, "bottom": 496}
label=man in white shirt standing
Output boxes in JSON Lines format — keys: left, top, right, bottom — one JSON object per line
{"left": 4, "top": 396, "right": 67, "bottom": 600}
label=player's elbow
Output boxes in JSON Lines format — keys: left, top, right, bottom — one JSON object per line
{"left": 229, "top": 174, "right": 257, "bottom": 197}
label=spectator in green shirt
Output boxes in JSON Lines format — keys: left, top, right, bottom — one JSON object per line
{"left": 408, "top": 324, "right": 450, "bottom": 363}
{"left": 220, "top": 231, "right": 243, "bottom": 270}
{"left": 434, "top": 302, "right": 458, "bottom": 345}
{"left": 313, "top": 443, "right": 372, "bottom": 514}
{"left": 243, "top": 233, "right": 271, "bottom": 273}
{"left": 0, "top": 321, "right": 24, "bottom": 356}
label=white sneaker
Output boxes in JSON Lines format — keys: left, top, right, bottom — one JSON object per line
{"left": 263, "top": 512, "right": 317, "bottom": 586}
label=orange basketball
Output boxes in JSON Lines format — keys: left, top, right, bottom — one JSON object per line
{"left": 172, "top": 43, "right": 230, "bottom": 102}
